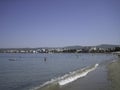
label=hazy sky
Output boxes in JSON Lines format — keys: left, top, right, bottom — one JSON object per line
{"left": 0, "top": 0, "right": 120, "bottom": 48}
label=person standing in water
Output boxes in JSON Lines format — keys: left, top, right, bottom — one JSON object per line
{"left": 44, "top": 57, "right": 46, "bottom": 62}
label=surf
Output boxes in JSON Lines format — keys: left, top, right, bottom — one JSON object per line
{"left": 58, "top": 63, "right": 99, "bottom": 85}
{"left": 32, "top": 63, "right": 99, "bottom": 90}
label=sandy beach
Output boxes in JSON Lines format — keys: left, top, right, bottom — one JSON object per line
{"left": 37, "top": 63, "right": 111, "bottom": 90}
{"left": 59, "top": 57, "right": 120, "bottom": 90}
{"left": 37, "top": 56, "right": 120, "bottom": 90}
{"left": 107, "top": 57, "right": 120, "bottom": 90}
{"left": 60, "top": 57, "right": 120, "bottom": 90}
{"left": 58, "top": 65, "right": 111, "bottom": 90}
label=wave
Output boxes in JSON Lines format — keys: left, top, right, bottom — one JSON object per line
{"left": 58, "top": 63, "right": 99, "bottom": 85}
{"left": 31, "top": 63, "right": 99, "bottom": 90}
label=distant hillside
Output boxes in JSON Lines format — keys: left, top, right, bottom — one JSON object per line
{"left": 0, "top": 44, "right": 120, "bottom": 50}
{"left": 64, "top": 45, "right": 83, "bottom": 49}
{"left": 64, "top": 44, "right": 120, "bottom": 49}
{"left": 96, "top": 44, "right": 120, "bottom": 49}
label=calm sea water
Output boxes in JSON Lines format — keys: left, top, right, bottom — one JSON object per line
{"left": 0, "top": 53, "right": 116, "bottom": 90}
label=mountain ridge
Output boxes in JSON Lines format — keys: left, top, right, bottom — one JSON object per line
{"left": 64, "top": 44, "right": 120, "bottom": 49}
{"left": 0, "top": 44, "right": 120, "bottom": 49}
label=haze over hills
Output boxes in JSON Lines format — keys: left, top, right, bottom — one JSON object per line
{"left": 0, "top": 44, "right": 120, "bottom": 49}
{"left": 64, "top": 44, "right": 120, "bottom": 49}
{"left": 95, "top": 44, "right": 120, "bottom": 49}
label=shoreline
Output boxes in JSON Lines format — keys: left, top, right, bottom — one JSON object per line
{"left": 59, "top": 56, "right": 120, "bottom": 90}
{"left": 34, "top": 55, "right": 119, "bottom": 90}
{"left": 36, "top": 64, "right": 111, "bottom": 90}
{"left": 107, "top": 57, "right": 120, "bottom": 90}
{"left": 58, "top": 64, "right": 111, "bottom": 90}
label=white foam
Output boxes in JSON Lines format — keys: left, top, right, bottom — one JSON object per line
{"left": 58, "top": 63, "right": 99, "bottom": 85}
{"left": 31, "top": 64, "right": 99, "bottom": 90}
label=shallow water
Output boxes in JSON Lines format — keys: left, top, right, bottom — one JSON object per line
{"left": 58, "top": 65, "right": 111, "bottom": 90}
{"left": 0, "top": 53, "right": 117, "bottom": 90}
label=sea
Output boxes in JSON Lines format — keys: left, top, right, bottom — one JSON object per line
{"left": 0, "top": 53, "right": 117, "bottom": 90}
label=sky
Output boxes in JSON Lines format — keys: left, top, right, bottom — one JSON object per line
{"left": 0, "top": 0, "right": 120, "bottom": 48}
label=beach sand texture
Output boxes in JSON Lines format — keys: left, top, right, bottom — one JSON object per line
{"left": 108, "top": 58, "right": 120, "bottom": 90}
{"left": 36, "top": 56, "right": 120, "bottom": 90}
{"left": 37, "top": 64, "right": 111, "bottom": 90}
{"left": 59, "top": 65, "right": 111, "bottom": 90}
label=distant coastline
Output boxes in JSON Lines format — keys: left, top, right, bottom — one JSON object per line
{"left": 0, "top": 44, "right": 120, "bottom": 53}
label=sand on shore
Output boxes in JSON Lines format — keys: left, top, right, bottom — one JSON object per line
{"left": 37, "top": 64, "right": 111, "bottom": 90}
{"left": 107, "top": 58, "right": 120, "bottom": 90}
{"left": 37, "top": 57, "right": 120, "bottom": 90}
{"left": 58, "top": 65, "right": 111, "bottom": 90}
{"left": 60, "top": 57, "right": 120, "bottom": 90}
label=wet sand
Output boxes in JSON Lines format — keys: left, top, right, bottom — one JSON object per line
{"left": 58, "top": 65, "right": 111, "bottom": 90}
{"left": 108, "top": 58, "right": 120, "bottom": 90}
{"left": 36, "top": 55, "right": 120, "bottom": 90}
{"left": 37, "top": 64, "right": 111, "bottom": 90}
